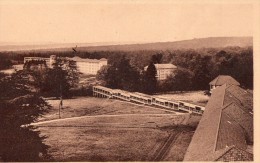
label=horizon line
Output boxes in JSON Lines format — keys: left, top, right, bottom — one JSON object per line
{"left": 0, "top": 36, "right": 253, "bottom": 46}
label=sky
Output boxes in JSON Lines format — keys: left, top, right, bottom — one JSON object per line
{"left": 0, "top": 1, "right": 254, "bottom": 44}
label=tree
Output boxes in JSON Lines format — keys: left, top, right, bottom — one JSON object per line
{"left": 143, "top": 62, "right": 157, "bottom": 94}
{"left": 97, "top": 63, "right": 121, "bottom": 89}
{"left": 161, "top": 68, "right": 194, "bottom": 92}
{"left": 0, "top": 71, "right": 51, "bottom": 161}
{"left": 151, "top": 53, "right": 163, "bottom": 64}
{"left": 32, "top": 57, "right": 79, "bottom": 98}
{"left": 191, "top": 55, "right": 212, "bottom": 90}
{"left": 235, "top": 49, "right": 253, "bottom": 89}
{"left": 210, "top": 48, "right": 253, "bottom": 89}
{"left": 96, "top": 55, "right": 141, "bottom": 91}
{"left": 0, "top": 55, "right": 12, "bottom": 70}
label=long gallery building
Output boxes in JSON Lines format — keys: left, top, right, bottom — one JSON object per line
{"left": 93, "top": 85, "right": 205, "bottom": 115}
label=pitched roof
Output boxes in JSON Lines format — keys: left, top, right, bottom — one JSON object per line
{"left": 100, "top": 58, "right": 107, "bottom": 61}
{"left": 154, "top": 64, "right": 177, "bottom": 69}
{"left": 209, "top": 75, "right": 240, "bottom": 86}
{"left": 144, "top": 63, "right": 177, "bottom": 70}
{"left": 184, "top": 84, "right": 253, "bottom": 161}
{"left": 68, "top": 56, "right": 105, "bottom": 63}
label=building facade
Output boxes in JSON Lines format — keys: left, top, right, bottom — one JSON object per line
{"left": 24, "top": 55, "right": 107, "bottom": 75}
{"left": 68, "top": 57, "right": 107, "bottom": 75}
{"left": 24, "top": 55, "right": 56, "bottom": 68}
{"left": 144, "top": 64, "right": 177, "bottom": 80}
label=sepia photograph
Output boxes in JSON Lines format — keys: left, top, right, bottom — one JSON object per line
{"left": 0, "top": 0, "right": 259, "bottom": 162}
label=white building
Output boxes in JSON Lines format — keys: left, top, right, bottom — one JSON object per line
{"left": 24, "top": 55, "right": 56, "bottom": 68}
{"left": 24, "top": 55, "right": 107, "bottom": 75}
{"left": 144, "top": 64, "right": 177, "bottom": 80}
{"left": 69, "top": 57, "right": 107, "bottom": 75}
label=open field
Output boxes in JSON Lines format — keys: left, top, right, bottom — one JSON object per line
{"left": 156, "top": 91, "right": 209, "bottom": 106}
{"left": 39, "top": 97, "right": 176, "bottom": 122}
{"left": 34, "top": 97, "right": 201, "bottom": 161}
{"left": 37, "top": 113, "right": 198, "bottom": 161}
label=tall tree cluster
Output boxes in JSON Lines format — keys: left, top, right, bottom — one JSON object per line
{"left": 142, "top": 62, "right": 157, "bottom": 94}
{"left": 97, "top": 54, "right": 162, "bottom": 94}
{"left": 29, "top": 57, "right": 79, "bottom": 98}
{"left": 0, "top": 56, "right": 80, "bottom": 161}
{"left": 97, "top": 47, "right": 253, "bottom": 93}
{"left": 160, "top": 68, "right": 194, "bottom": 92}
{"left": 97, "top": 55, "right": 140, "bottom": 91}
{"left": 0, "top": 55, "right": 12, "bottom": 70}
{"left": 0, "top": 71, "right": 51, "bottom": 161}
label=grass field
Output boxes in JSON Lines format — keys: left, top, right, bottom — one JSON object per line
{"left": 39, "top": 97, "right": 175, "bottom": 122}
{"left": 40, "top": 126, "right": 170, "bottom": 161}
{"left": 163, "top": 131, "right": 194, "bottom": 161}
{"left": 35, "top": 97, "right": 201, "bottom": 161}
{"left": 156, "top": 91, "right": 209, "bottom": 106}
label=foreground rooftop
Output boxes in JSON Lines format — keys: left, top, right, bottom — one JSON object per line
{"left": 184, "top": 84, "right": 253, "bottom": 161}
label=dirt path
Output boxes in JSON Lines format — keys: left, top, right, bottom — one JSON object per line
{"left": 30, "top": 113, "right": 179, "bottom": 126}
{"left": 152, "top": 132, "right": 182, "bottom": 161}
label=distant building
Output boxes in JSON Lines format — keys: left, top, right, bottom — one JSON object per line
{"left": 184, "top": 84, "right": 253, "bottom": 161}
{"left": 209, "top": 75, "right": 240, "bottom": 93}
{"left": 68, "top": 57, "right": 107, "bottom": 75}
{"left": 24, "top": 55, "right": 107, "bottom": 74}
{"left": 24, "top": 55, "right": 56, "bottom": 68}
{"left": 144, "top": 64, "right": 177, "bottom": 80}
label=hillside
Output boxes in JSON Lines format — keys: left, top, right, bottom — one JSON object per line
{"left": 74, "top": 37, "right": 253, "bottom": 52}
{"left": 0, "top": 37, "right": 252, "bottom": 52}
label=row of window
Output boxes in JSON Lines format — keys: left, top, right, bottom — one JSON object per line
{"left": 93, "top": 86, "right": 204, "bottom": 114}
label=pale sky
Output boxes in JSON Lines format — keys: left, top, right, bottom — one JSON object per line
{"left": 0, "top": 1, "right": 254, "bottom": 44}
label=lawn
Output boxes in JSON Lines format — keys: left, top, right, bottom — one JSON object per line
{"left": 39, "top": 97, "right": 175, "bottom": 122}
{"left": 163, "top": 131, "right": 195, "bottom": 161}
{"left": 38, "top": 113, "right": 197, "bottom": 161}
{"left": 35, "top": 97, "right": 201, "bottom": 161}
{"left": 40, "top": 127, "right": 170, "bottom": 161}
{"left": 155, "top": 91, "right": 209, "bottom": 106}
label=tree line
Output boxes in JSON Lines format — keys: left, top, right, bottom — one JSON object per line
{"left": 1, "top": 46, "right": 253, "bottom": 91}
{"left": 96, "top": 46, "right": 253, "bottom": 94}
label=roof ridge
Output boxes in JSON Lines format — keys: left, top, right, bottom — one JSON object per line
{"left": 213, "top": 85, "right": 227, "bottom": 152}
{"left": 215, "top": 75, "right": 221, "bottom": 85}
{"left": 221, "top": 102, "right": 233, "bottom": 110}
{"left": 221, "top": 84, "right": 227, "bottom": 106}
